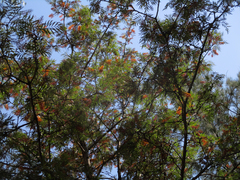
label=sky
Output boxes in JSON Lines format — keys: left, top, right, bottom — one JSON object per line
{"left": 21, "top": 0, "right": 240, "bottom": 80}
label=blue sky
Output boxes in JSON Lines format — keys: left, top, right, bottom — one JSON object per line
{"left": 22, "top": 0, "right": 240, "bottom": 80}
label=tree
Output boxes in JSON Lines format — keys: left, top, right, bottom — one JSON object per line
{"left": 0, "top": 0, "right": 240, "bottom": 179}
{"left": 89, "top": 0, "right": 240, "bottom": 179}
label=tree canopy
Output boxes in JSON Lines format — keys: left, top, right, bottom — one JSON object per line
{"left": 1, "top": 0, "right": 240, "bottom": 179}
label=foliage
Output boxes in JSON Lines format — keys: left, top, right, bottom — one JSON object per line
{"left": 0, "top": 0, "right": 240, "bottom": 179}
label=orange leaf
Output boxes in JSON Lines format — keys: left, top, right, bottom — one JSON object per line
{"left": 222, "top": 129, "right": 229, "bottom": 135}
{"left": 68, "top": 24, "right": 74, "bottom": 30}
{"left": 49, "top": 14, "right": 54, "bottom": 18}
{"left": 88, "top": 67, "right": 94, "bottom": 72}
{"left": 37, "top": 115, "right": 42, "bottom": 122}
{"left": 18, "top": 166, "right": 24, "bottom": 172}
{"left": 198, "top": 130, "right": 203, "bottom": 133}
{"left": 77, "top": 25, "right": 81, "bottom": 31}
{"left": 164, "top": 55, "right": 169, "bottom": 60}
{"left": 101, "top": 139, "right": 110, "bottom": 144}
{"left": 61, "top": 2, "right": 65, "bottom": 7}
{"left": 213, "top": 49, "right": 219, "bottom": 55}
{"left": 142, "top": 140, "right": 149, "bottom": 146}
{"left": 65, "top": 3, "right": 69, "bottom": 8}
{"left": 90, "top": 158, "right": 97, "bottom": 162}
{"left": 80, "top": 35, "right": 85, "bottom": 40}
{"left": 44, "top": 107, "right": 50, "bottom": 112}
{"left": 162, "top": 116, "right": 171, "bottom": 123}
{"left": 4, "top": 104, "right": 9, "bottom": 110}
{"left": 83, "top": 98, "right": 92, "bottom": 106}
{"left": 167, "top": 163, "right": 175, "bottom": 169}
{"left": 142, "top": 95, "right": 148, "bottom": 99}
{"left": 176, "top": 106, "right": 182, "bottom": 115}
{"left": 184, "top": 92, "right": 191, "bottom": 98}
{"left": 15, "top": 109, "right": 21, "bottom": 115}
{"left": 129, "top": 162, "right": 136, "bottom": 168}
{"left": 207, "top": 147, "right": 214, "bottom": 153}
{"left": 69, "top": 14, "right": 74, "bottom": 17}
{"left": 106, "top": 59, "right": 112, "bottom": 65}
{"left": 191, "top": 125, "right": 199, "bottom": 129}
{"left": 161, "top": 119, "right": 168, "bottom": 123}
{"left": 24, "top": 114, "right": 30, "bottom": 121}
{"left": 201, "top": 139, "right": 208, "bottom": 146}
{"left": 42, "top": 69, "right": 50, "bottom": 77}
{"left": 39, "top": 102, "right": 45, "bottom": 111}
{"left": 99, "top": 65, "right": 104, "bottom": 73}
{"left": 12, "top": 93, "right": 18, "bottom": 97}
